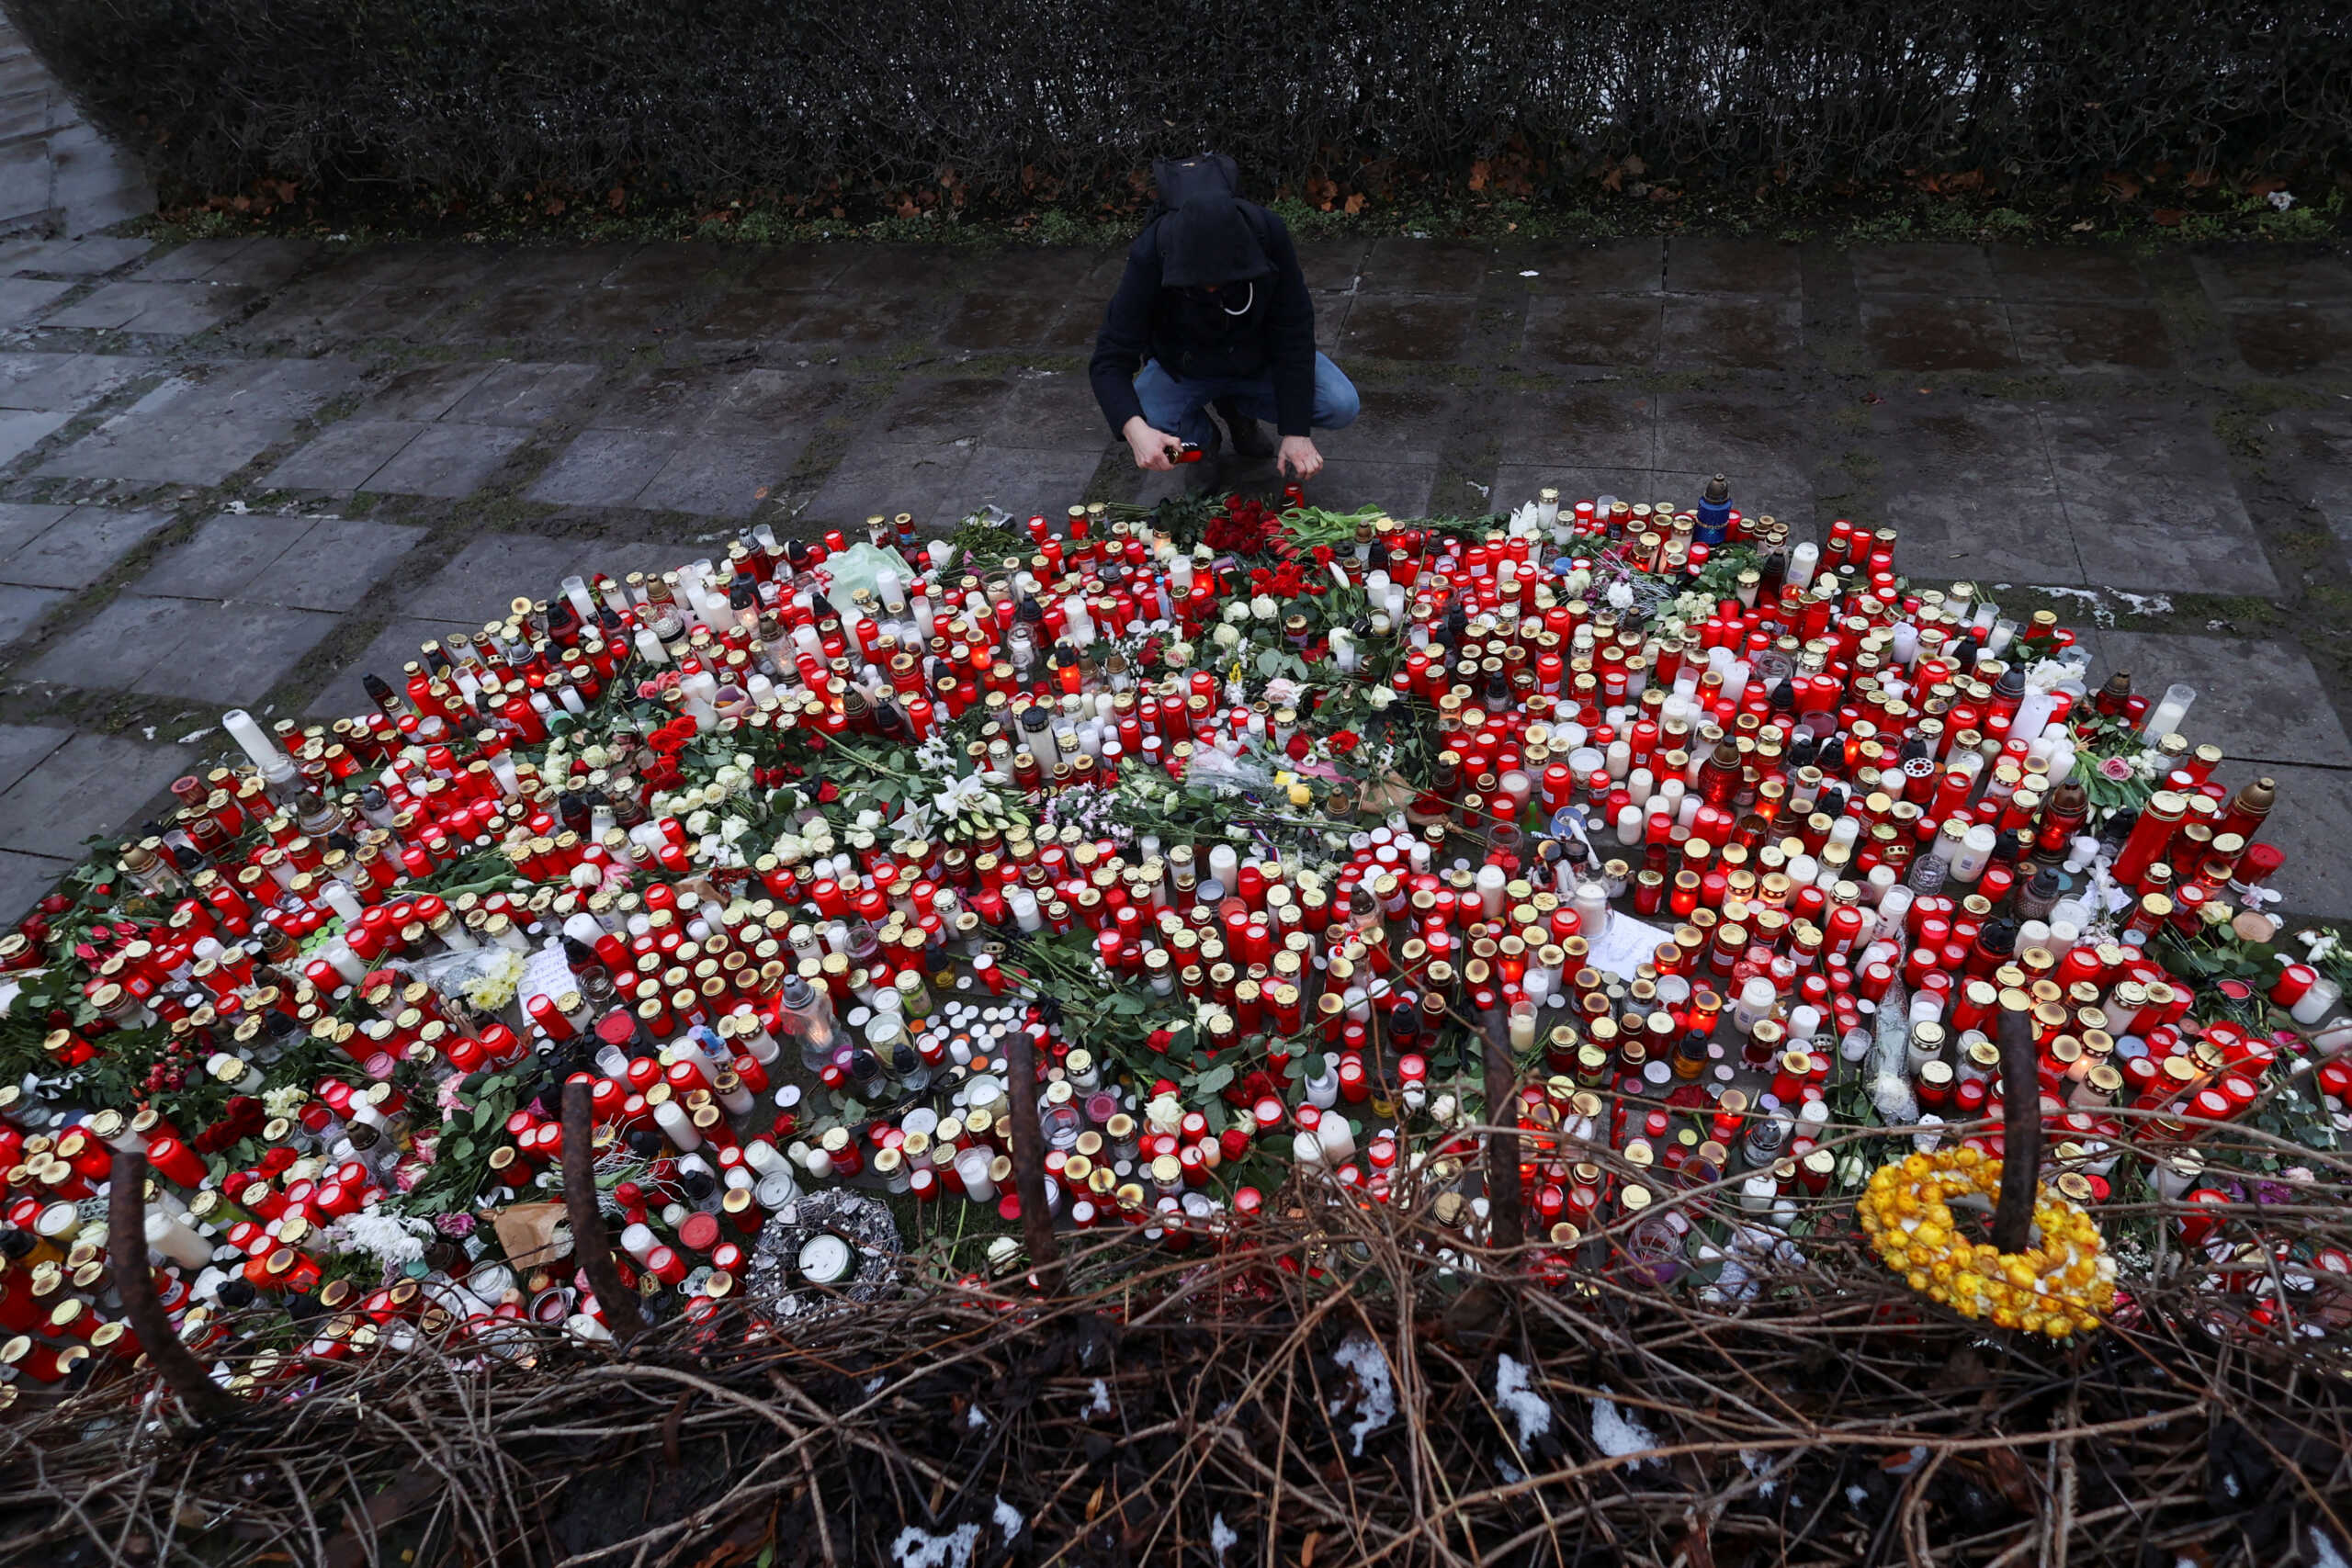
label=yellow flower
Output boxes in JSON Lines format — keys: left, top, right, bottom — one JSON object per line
{"left": 1860, "top": 1146, "right": 2110, "bottom": 1340}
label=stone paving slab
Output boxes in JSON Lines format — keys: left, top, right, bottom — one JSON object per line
{"left": 0, "top": 728, "right": 187, "bottom": 858}
{"left": 0, "top": 233, "right": 2349, "bottom": 919}
{"left": 0, "top": 275, "right": 70, "bottom": 324}
{"left": 2245, "top": 764, "right": 2352, "bottom": 919}
{"left": 2041, "top": 404, "right": 2279, "bottom": 597}
{"left": 1863, "top": 400, "right": 2084, "bottom": 586}
{"left": 0, "top": 581, "right": 67, "bottom": 646}
{"left": 138, "top": 514, "right": 426, "bottom": 611}
{"left": 0, "top": 409, "right": 65, "bottom": 465}
{"left": 2224, "top": 305, "right": 2352, "bottom": 377}
{"left": 1860, "top": 297, "right": 2018, "bottom": 372}
{"left": 0, "top": 352, "right": 147, "bottom": 412}
{"left": 1518, "top": 239, "right": 1663, "bottom": 294}
{"left": 0, "top": 846, "right": 69, "bottom": 919}
{"left": 2091, "top": 631, "right": 2352, "bottom": 768}
{"left": 0, "top": 235, "right": 151, "bottom": 276}
{"left": 43, "top": 279, "right": 254, "bottom": 333}
{"left": 39, "top": 358, "right": 361, "bottom": 485}
{"left": 20, "top": 592, "right": 339, "bottom": 704}
{"left": 304, "top": 616, "right": 474, "bottom": 717}
{"left": 0, "top": 504, "right": 173, "bottom": 589}
{"left": 2009, "top": 302, "right": 2177, "bottom": 374}
{"left": 1666, "top": 239, "right": 1802, "bottom": 296}
{"left": 1661, "top": 295, "right": 1802, "bottom": 369}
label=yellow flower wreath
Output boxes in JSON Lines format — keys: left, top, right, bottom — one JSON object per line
{"left": 1858, "top": 1147, "right": 2116, "bottom": 1339}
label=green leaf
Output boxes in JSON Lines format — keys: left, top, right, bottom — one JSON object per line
{"left": 450, "top": 1136, "right": 475, "bottom": 1161}
{"left": 473, "top": 1100, "right": 498, "bottom": 1130}
{"left": 1255, "top": 649, "right": 1281, "bottom": 677}
{"left": 1194, "top": 1063, "right": 1235, "bottom": 1096}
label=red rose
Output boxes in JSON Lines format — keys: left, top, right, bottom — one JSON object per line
{"left": 1284, "top": 731, "right": 1311, "bottom": 761}
{"left": 1329, "top": 730, "right": 1361, "bottom": 755}
{"left": 816, "top": 780, "right": 841, "bottom": 804}
{"left": 1148, "top": 1028, "right": 1174, "bottom": 1055}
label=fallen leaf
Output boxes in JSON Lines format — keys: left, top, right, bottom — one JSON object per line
{"left": 2152, "top": 208, "right": 2186, "bottom": 227}
{"left": 1302, "top": 1530, "right": 1320, "bottom": 1567}
{"left": 2185, "top": 168, "right": 2217, "bottom": 189}
{"left": 2101, "top": 171, "right": 2142, "bottom": 200}
{"left": 1085, "top": 1483, "right": 1104, "bottom": 1522}
{"left": 1343, "top": 193, "right": 1366, "bottom": 215}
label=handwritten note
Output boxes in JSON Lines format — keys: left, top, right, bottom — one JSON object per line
{"left": 1584, "top": 910, "right": 1670, "bottom": 981}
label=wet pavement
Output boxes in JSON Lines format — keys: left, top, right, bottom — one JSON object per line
{"left": 0, "top": 225, "right": 2347, "bottom": 919}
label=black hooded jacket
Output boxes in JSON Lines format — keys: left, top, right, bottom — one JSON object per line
{"left": 1090, "top": 194, "right": 1317, "bottom": 438}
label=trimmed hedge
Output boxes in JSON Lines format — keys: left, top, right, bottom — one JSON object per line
{"left": 12, "top": 0, "right": 2348, "bottom": 212}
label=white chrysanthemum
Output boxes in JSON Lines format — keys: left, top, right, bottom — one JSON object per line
{"left": 331, "top": 1207, "right": 431, "bottom": 1269}
{"left": 261, "top": 1084, "right": 309, "bottom": 1119}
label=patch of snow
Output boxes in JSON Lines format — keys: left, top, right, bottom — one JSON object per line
{"left": 2112, "top": 591, "right": 2173, "bottom": 616}
{"left": 1519, "top": 269, "right": 1540, "bottom": 277}
{"left": 1081, "top": 1378, "right": 1113, "bottom": 1417}
{"left": 1846, "top": 1484, "right": 1870, "bottom": 1506}
{"left": 965, "top": 1403, "right": 988, "bottom": 1429}
{"left": 2034, "top": 586, "right": 2115, "bottom": 626}
{"left": 889, "top": 1524, "right": 979, "bottom": 1568}
{"left": 141, "top": 727, "right": 154, "bottom": 739}
{"left": 1498, "top": 1458, "right": 1524, "bottom": 1483}
{"left": 176, "top": 728, "right": 214, "bottom": 744}
{"left": 991, "top": 1496, "right": 1022, "bottom": 1542}
{"left": 1327, "top": 1329, "right": 1396, "bottom": 1456}
{"left": 1209, "top": 1514, "right": 1239, "bottom": 1563}
{"left": 1493, "top": 1354, "right": 1553, "bottom": 1448}
{"left": 1738, "top": 1449, "right": 1780, "bottom": 1498}
{"left": 1589, "top": 1387, "right": 1657, "bottom": 1468}
{"left": 864, "top": 1373, "right": 887, "bottom": 1395}
{"left": 2315, "top": 1531, "right": 2351, "bottom": 1568}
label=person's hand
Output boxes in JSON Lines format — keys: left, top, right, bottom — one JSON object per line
{"left": 1278, "top": 435, "right": 1323, "bottom": 481}
{"left": 1124, "top": 417, "right": 1181, "bottom": 471}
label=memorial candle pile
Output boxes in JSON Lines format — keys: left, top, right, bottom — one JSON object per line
{"left": 3, "top": 481, "right": 2348, "bottom": 1396}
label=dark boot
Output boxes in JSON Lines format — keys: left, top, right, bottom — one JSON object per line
{"left": 1214, "top": 397, "right": 1276, "bottom": 458}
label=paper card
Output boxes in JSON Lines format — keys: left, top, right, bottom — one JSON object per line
{"left": 1585, "top": 910, "right": 1670, "bottom": 981}
{"left": 516, "top": 942, "right": 577, "bottom": 1018}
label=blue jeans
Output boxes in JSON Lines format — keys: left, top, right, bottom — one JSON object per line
{"left": 1134, "top": 353, "right": 1360, "bottom": 450}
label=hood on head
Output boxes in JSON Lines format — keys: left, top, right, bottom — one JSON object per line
{"left": 1159, "top": 189, "right": 1269, "bottom": 288}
